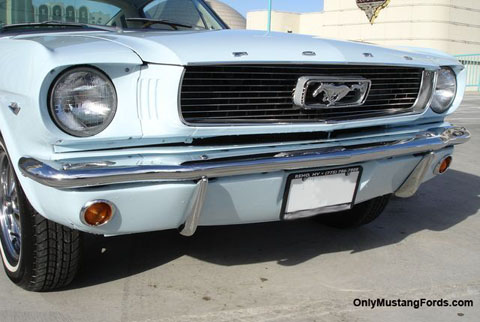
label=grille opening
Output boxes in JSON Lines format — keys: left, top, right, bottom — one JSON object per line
{"left": 180, "top": 64, "right": 424, "bottom": 124}
{"left": 189, "top": 125, "right": 386, "bottom": 146}
{"left": 182, "top": 141, "right": 395, "bottom": 165}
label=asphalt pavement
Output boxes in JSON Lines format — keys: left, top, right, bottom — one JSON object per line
{"left": 0, "top": 94, "right": 479, "bottom": 322}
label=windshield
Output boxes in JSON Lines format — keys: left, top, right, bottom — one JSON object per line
{"left": 0, "top": 0, "right": 225, "bottom": 31}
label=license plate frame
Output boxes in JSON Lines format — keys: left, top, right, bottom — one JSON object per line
{"left": 280, "top": 166, "right": 363, "bottom": 220}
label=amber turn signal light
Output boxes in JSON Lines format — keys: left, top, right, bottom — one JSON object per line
{"left": 435, "top": 156, "right": 452, "bottom": 175}
{"left": 81, "top": 200, "right": 114, "bottom": 226}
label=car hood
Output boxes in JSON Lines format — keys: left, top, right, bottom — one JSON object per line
{"left": 81, "top": 29, "right": 456, "bottom": 68}
{"left": 12, "top": 29, "right": 459, "bottom": 68}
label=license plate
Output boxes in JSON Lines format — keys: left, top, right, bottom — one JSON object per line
{"left": 281, "top": 167, "right": 362, "bottom": 220}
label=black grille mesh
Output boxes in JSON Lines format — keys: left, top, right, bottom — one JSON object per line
{"left": 180, "top": 65, "right": 423, "bottom": 124}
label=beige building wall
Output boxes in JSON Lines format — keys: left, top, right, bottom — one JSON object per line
{"left": 247, "top": 0, "right": 480, "bottom": 55}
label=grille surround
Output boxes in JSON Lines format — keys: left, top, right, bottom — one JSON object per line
{"left": 179, "top": 64, "right": 429, "bottom": 125}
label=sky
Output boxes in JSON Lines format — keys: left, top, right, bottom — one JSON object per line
{"left": 219, "top": 0, "right": 325, "bottom": 17}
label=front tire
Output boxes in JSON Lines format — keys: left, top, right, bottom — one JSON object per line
{"left": 0, "top": 140, "right": 81, "bottom": 291}
{"left": 314, "top": 195, "right": 391, "bottom": 229}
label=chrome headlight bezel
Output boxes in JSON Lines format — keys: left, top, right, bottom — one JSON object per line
{"left": 48, "top": 66, "right": 118, "bottom": 137}
{"left": 431, "top": 67, "right": 457, "bottom": 114}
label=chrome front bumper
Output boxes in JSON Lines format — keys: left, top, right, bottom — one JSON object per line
{"left": 19, "top": 126, "right": 470, "bottom": 189}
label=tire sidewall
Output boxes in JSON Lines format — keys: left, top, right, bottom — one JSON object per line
{"left": 0, "top": 138, "right": 35, "bottom": 285}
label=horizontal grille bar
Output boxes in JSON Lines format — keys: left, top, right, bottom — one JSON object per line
{"left": 180, "top": 64, "right": 424, "bottom": 124}
{"left": 182, "top": 102, "right": 417, "bottom": 109}
{"left": 181, "top": 108, "right": 414, "bottom": 116}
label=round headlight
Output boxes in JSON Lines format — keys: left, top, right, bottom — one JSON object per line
{"left": 49, "top": 67, "right": 117, "bottom": 137}
{"left": 431, "top": 67, "right": 456, "bottom": 114}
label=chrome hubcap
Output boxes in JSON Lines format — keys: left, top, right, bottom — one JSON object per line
{"left": 0, "top": 151, "right": 21, "bottom": 263}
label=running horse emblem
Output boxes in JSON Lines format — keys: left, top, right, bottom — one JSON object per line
{"left": 312, "top": 82, "right": 369, "bottom": 107}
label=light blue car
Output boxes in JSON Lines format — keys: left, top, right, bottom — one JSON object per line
{"left": 0, "top": 0, "right": 470, "bottom": 291}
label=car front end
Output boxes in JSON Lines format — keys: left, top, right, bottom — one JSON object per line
{"left": 5, "top": 31, "right": 469, "bottom": 235}
{"left": 0, "top": 0, "right": 471, "bottom": 290}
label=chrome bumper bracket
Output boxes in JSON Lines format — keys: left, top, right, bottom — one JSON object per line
{"left": 179, "top": 177, "right": 208, "bottom": 237}
{"left": 394, "top": 152, "right": 435, "bottom": 198}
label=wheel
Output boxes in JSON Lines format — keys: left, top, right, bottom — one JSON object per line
{"left": 314, "top": 194, "right": 391, "bottom": 229}
{"left": 0, "top": 139, "right": 81, "bottom": 291}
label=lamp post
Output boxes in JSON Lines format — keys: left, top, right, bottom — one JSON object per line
{"left": 267, "top": 0, "right": 272, "bottom": 32}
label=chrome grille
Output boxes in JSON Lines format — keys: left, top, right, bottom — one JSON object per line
{"left": 180, "top": 65, "right": 424, "bottom": 124}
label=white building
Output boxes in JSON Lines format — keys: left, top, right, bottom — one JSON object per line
{"left": 247, "top": 0, "right": 480, "bottom": 55}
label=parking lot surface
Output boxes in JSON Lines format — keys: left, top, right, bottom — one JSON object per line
{"left": 0, "top": 95, "right": 479, "bottom": 322}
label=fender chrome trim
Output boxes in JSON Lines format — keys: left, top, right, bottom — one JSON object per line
{"left": 18, "top": 126, "right": 470, "bottom": 189}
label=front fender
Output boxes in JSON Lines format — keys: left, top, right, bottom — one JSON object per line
{"left": 0, "top": 34, "right": 145, "bottom": 213}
